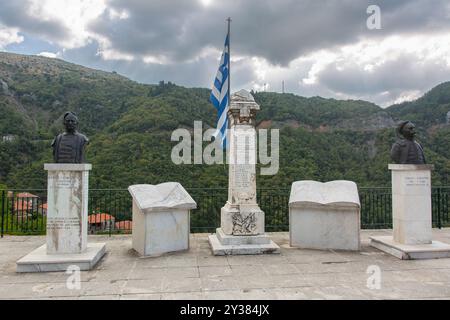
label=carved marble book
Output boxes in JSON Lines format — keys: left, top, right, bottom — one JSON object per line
{"left": 289, "top": 180, "right": 360, "bottom": 208}
{"left": 128, "top": 182, "right": 197, "bottom": 213}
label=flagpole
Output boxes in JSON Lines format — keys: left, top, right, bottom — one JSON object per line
{"left": 226, "top": 17, "right": 231, "bottom": 160}
{"left": 227, "top": 17, "right": 231, "bottom": 108}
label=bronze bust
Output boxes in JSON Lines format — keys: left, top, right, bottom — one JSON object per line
{"left": 390, "top": 121, "right": 426, "bottom": 164}
{"left": 52, "top": 112, "right": 89, "bottom": 163}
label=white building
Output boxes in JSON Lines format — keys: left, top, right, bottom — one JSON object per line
{"left": 2, "top": 135, "right": 16, "bottom": 142}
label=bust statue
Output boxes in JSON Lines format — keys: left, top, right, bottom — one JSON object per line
{"left": 390, "top": 121, "right": 426, "bottom": 164}
{"left": 52, "top": 112, "right": 89, "bottom": 163}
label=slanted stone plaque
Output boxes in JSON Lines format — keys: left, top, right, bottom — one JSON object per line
{"left": 128, "top": 182, "right": 196, "bottom": 256}
{"left": 209, "top": 90, "right": 280, "bottom": 255}
{"left": 289, "top": 180, "right": 361, "bottom": 251}
{"left": 370, "top": 164, "right": 450, "bottom": 259}
{"left": 16, "top": 163, "right": 106, "bottom": 272}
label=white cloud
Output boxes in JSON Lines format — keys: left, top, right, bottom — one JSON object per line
{"left": 232, "top": 32, "right": 450, "bottom": 106}
{"left": 199, "top": 0, "right": 214, "bottom": 7}
{"left": 108, "top": 8, "right": 129, "bottom": 20}
{"left": 0, "top": 25, "right": 23, "bottom": 49}
{"left": 37, "top": 51, "right": 59, "bottom": 58}
{"left": 27, "top": 0, "right": 107, "bottom": 48}
{"left": 2, "top": 0, "right": 450, "bottom": 107}
{"left": 95, "top": 36, "right": 135, "bottom": 62}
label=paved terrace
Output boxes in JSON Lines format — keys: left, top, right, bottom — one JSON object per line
{"left": 1, "top": 229, "right": 450, "bottom": 300}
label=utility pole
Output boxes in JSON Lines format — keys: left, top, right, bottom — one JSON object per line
{"left": 282, "top": 80, "right": 285, "bottom": 94}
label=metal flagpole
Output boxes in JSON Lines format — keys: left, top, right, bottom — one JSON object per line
{"left": 225, "top": 17, "right": 231, "bottom": 167}
{"left": 227, "top": 17, "right": 231, "bottom": 106}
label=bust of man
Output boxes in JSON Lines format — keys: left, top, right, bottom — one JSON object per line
{"left": 390, "top": 121, "right": 426, "bottom": 164}
{"left": 52, "top": 112, "right": 89, "bottom": 163}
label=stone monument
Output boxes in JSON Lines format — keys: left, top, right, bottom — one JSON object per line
{"left": 289, "top": 180, "right": 360, "bottom": 251}
{"left": 16, "top": 112, "right": 105, "bottom": 272}
{"left": 370, "top": 121, "right": 450, "bottom": 259}
{"left": 208, "top": 90, "right": 280, "bottom": 255}
{"left": 128, "top": 183, "right": 196, "bottom": 256}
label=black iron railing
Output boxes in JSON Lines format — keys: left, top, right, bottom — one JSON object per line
{"left": 359, "top": 187, "right": 392, "bottom": 229}
{"left": 1, "top": 187, "right": 449, "bottom": 236}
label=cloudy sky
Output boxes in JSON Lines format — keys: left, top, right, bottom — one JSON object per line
{"left": 1, "top": 0, "right": 450, "bottom": 107}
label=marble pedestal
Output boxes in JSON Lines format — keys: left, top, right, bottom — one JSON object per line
{"left": 16, "top": 164, "right": 106, "bottom": 272}
{"left": 289, "top": 181, "right": 361, "bottom": 251}
{"left": 16, "top": 243, "right": 106, "bottom": 273}
{"left": 208, "top": 228, "right": 280, "bottom": 255}
{"left": 129, "top": 183, "right": 196, "bottom": 256}
{"left": 209, "top": 201, "right": 280, "bottom": 255}
{"left": 370, "top": 164, "right": 450, "bottom": 259}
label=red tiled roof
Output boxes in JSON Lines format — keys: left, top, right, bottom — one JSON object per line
{"left": 88, "top": 213, "right": 115, "bottom": 224}
{"left": 16, "top": 192, "right": 38, "bottom": 198}
{"left": 14, "top": 200, "right": 32, "bottom": 211}
{"left": 115, "top": 220, "right": 132, "bottom": 230}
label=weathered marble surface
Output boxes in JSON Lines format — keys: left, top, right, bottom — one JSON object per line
{"left": 369, "top": 164, "right": 450, "bottom": 260}
{"left": 44, "top": 163, "right": 91, "bottom": 254}
{"left": 128, "top": 183, "right": 196, "bottom": 256}
{"left": 208, "top": 231, "right": 280, "bottom": 256}
{"left": 128, "top": 183, "right": 196, "bottom": 213}
{"left": 16, "top": 243, "right": 106, "bottom": 272}
{"left": 389, "top": 164, "right": 434, "bottom": 245}
{"left": 210, "top": 90, "right": 279, "bottom": 255}
{"left": 221, "top": 90, "right": 264, "bottom": 236}
{"left": 15, "top": 163, "right": 106, "bottom": 272}
{"left": 289, "top": 180, "right": 361, "bottom": 251}
{"left": 289, "top": 180, "right": 360, "bottom": 208}
{"left": 370, "top": 236, "right": 450, "bottom": 260}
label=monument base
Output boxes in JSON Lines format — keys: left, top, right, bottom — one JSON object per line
{"left": 208, "top": 228, "right": 280, "bottom": 256}
{"left": 16, "top": 243, "right": 106, "bottom": 273}
{"left": 220, "top": 203, "right": 265, "bottom": 235}
{"left": 370, "top": 236, "right": 450, "bottom": 260}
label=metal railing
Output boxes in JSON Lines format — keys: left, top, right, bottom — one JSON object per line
{"left": 1, "top": 187, "right": 449, "bottom": 236}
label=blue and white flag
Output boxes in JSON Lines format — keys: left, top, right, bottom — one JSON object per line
{"left": 210, "top": 33, "right": 230, "bottom": 148}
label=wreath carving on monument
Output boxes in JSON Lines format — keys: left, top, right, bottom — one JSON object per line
{"left": 231, "top": 212, "right": 257, "bottom": 234}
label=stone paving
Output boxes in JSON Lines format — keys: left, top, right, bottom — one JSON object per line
{"left": 1, "top": 229, "right": 450, "bottom": 300}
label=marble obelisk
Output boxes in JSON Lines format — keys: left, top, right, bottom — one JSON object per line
{"left": 209, "top": 89, "right": 280, "bottom": 255}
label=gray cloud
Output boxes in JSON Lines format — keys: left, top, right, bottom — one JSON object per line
{"left": 317, "top": 53, "right": 450, "bottom": 103}
{"left": 60, "top": 41, "right": 256, "bottom": 91}
{"left": 88, "top": 0, "right": 450, "bottom": 65}
{"left": 0, "top": 1, "right": 69, "bottom": 42}
{"left": 1, "top": 0, "right": 450, "bottom": 107}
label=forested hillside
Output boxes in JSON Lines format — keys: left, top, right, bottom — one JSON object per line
{"left": 0, "top": 52, "right": 449, "bottom": 189}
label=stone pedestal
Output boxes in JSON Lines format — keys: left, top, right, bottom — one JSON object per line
{"left": 208, "top": 90, "right": 280, "bottom": 255}
{"left": 17, "top": 164, "right": 106, "bottom": 272}
{"left": 289, "top": 181, "right": 361, "bottom": 251}
{"left": 370, "top": 164, "right": 450, "bottom": 259}
{"left": 128, "top": 183, "right": 196, "bottom": 256}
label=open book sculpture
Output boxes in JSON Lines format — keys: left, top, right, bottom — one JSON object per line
{"left": 289, "top": 180, "right": 361, "bottom": 251}
{"left": 128, "top": 182, "right": 196, "bottom": 256}
{"left": 128, "top": 183, "right": 196, "bottom": 212}
{"left": 289, "top": 180, "right": 360, "bottom": 208}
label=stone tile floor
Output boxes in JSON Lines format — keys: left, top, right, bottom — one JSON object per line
{"left": 1, "top": 229, "right": 450, "bottom": 300}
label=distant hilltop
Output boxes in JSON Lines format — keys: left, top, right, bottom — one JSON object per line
{"left": 1, "top": 51, "right": 449, "bottom": 135}
{"left": 0, "top": 51, "right": 449, "bottom": 189}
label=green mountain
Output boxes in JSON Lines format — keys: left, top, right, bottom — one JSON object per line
{"left": 0, "top": 51, "right": 449, "bottom": 189}
{"left": 387, "top": 82, "right": 450, "bottom": 128}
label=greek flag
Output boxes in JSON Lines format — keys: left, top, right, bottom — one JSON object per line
{"left": 210, "top": 33, "right": 229, "bottom": 148}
